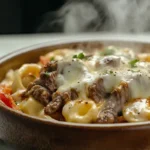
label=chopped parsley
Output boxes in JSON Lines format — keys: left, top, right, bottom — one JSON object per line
{"left": 73, "top": 55, "right": 77, "bottom": 58}
{"left": 109, "top": 70, "right": 113, "bottom": 74}
{"left": 129, "top": 59, "right": 139, "bottom": 68}
{"left": 103, "top": 70, "right": 114, "bottom": 75}
{"left": 50, "top": 57, "right": 55, "bottom": 61}
{"left": 73, "top": 53, "right": 85, "bottom": 59}
{"left": 100, "top": 47, "right": 116, "bottom": 56}
{"left": 78, "top": 53, "right": 85, "bottom": 59}
{"left": 43, "top": 72, "right": 49, "bottom": 76}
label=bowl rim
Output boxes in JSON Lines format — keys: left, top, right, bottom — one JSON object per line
{"left": 1, "top": 35, "right": 150, "bottom": 130}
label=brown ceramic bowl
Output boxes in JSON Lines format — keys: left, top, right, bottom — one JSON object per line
{"left": 1, "top": 35, "right": 150, "bottom": 150}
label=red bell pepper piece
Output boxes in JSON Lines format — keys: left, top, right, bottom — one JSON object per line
{"left": 0, "top": 93, "right": 13, "bottom": 108}
{"left": 0, "top": 85, "right": 16, "bottom": 109}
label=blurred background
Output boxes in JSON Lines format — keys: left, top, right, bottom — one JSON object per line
{"left": 0, "top": 0, "right": 64, "bottom": 34}
{"left": 0, "top": 0, "right": 68, "bottom": 57}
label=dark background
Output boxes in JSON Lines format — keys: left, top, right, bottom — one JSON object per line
{"left": 0, "top": 0, "right": 65, "bottom": 34}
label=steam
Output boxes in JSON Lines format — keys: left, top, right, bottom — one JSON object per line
{"left": 38, "top": 0, "right": 150, "bottom": 33}
{"left": 60, "top": 0, "right": 150, "bottom": 33}
{"left": 62, "top": 2, "right": 99, "bottom": 33}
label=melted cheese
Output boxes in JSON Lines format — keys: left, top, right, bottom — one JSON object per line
{"left": 56, "top": 48, "right": 150, "bottom": 101}
{"left": 56, "top": 59, "right": 96, "bottom": 99}
{"left": 2, "top": 46, "right": 150, "bottom": 123}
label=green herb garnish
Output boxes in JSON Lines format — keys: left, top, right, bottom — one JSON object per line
{"left": 50, "top": 57, "right": 55, "bottom": 61}
{"left": 73, "top": 55, "right": 78, "bottom": 58}
{"left": 78, "top": 53, "right": 85, "bottom": 59}
{"left": 73, "top": 53, "right": 85, "bottom": 59}
{"left": 109, "top": 70, "right": 113, "bottom": 74}
{"left": 100, "top": 47, "right": 116, "bottom": 56}
{"left": 43, "top": 72, "right": 49, "bottom": 76}
{"left": 129, "top": 59, "right": 139, "bottom": 68}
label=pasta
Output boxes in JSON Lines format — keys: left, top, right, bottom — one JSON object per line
{"left": 62, "top": 100, "right": 99, "bottom": 123}
{"left": 1, "top": 46, "right": 150, "bottom": 124}
{"left": 19, "top": 97, "right": 44, "bottom": 116}
{"left": 12, "top": 70, "right": 25, "bottom": 93}
{"left": 12, "top": 64, "right": 41, "bottom": 92}
{"left": 123, "top": 99, "right": 150, "bottom": 122}
{"left": 1, "top": 69, "right": 14, "bottom": 87}
{"left": 19, "top": 96, "right": 53, "bottom": 120}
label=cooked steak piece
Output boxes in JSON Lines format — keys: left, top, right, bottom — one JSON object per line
{"left": 111, "top": 82, "right": 130, "bottom": 112}
{"left": 50, "top": 111, "right": 65, "bottom": 121}
{"left": 97, "top": 108, "right": 117, "bottom": 123}
{"left": 22, "top": 83, "right": 51, "bottom": 105}
{"left": 97, "top": 83, "right": 130, "bottom": 123}
{"left": 44, "top": 94, "right": 63, "bottom": 115}
{"left": 62, "top": 89, "right": 78, "bottom": 102}
{"left": 40, "top": 61, "right": 57, "bottom": 92}
{"left": 40, "top": 71, "right": 57, "bottom": 92}
{"left": 41, "top": 61, "right": 57, "bottom": 73}
{"left": 24, "top": 84, "right": 51, "bottom": 105}
{"left": 70, "top": 89, "right": 78, "bottom": 100}
{"left": 25, "top": 79, "right": 43, "bottom": 91}
{"left": 44, "top": 89, "right": 78, "bottom": 115}
{"left": 23, "top": 61, "right": 58, "bottom": 105}
{"left": 88, "top": 78, "right": 106, "bottom": 103}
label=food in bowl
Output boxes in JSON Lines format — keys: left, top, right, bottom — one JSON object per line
{"left": 1, "top": 46, "right": 150, "bottom": 124}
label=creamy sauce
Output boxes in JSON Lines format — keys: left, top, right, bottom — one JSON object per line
{"left": 56, "top": 48, "right": 150, "bottom": 101}
{"left": 3, "top": 46, "right": 150, "bottom": 123}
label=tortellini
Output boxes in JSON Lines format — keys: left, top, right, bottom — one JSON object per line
{"left": 12, "top": 64, "right": 41, "bottom": 92}
{"left": 123, "top": 99, "right": 150, "bottom": 122}
{"left": 12, "top": 70, "right": 25, "bottom": 93}
{"left": 18, "top": 64, "right": 41, "bottom": 78}
{"left": 62, "top": 99, "right": 99, "bottom": 123}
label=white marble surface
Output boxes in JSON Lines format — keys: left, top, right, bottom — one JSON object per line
{"left": 1, "top": 33, "right": 150, "bottom": 57}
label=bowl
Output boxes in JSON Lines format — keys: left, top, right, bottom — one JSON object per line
{"left": 1, "top": 35, "right": 150, "bottom": 150}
